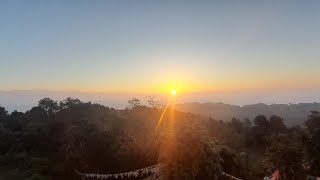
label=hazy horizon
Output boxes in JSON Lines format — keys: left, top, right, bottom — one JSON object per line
{"left": 1, "top": 89, "right": 320, "bottom": 112}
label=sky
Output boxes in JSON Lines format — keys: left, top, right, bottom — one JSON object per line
{"left": 1, "top": 1, "right": 320, "bottom": 106}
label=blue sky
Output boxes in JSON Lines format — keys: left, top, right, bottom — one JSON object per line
{"left": 1, "top": 1, "right": 320, "bottom": 100}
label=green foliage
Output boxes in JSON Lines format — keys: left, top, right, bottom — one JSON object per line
{"left": 38, "top": 98, "right": 59, "bottom": 115}
{"left": 59, "top": 97, "right": 82, "bottom": 110}
{"left": 269, "top": 115, "right": 286, "bottom": 134}
{"left": 231, "top": 118, "right": 243, "bottom": 133}
{"left": 259, "top": 134, "right": 305, "bottom": 178}
{"left": 0, "top": 106, "right": 8, "bottom": 120}
{"left": 305, "top": 111, "right": 320, "bottom": 134}
{"left": 254, "top": 115, "right": 270, "bottom": 129}
{"left": 159, "top": 125, "right": 222, "bottom": 180}
{"left": 0, "top": 128, "right": 15, "bottom": 154}
{"left": 306, "top": 129, "right": 320, "bottom": 176}
{"left": 0, "top": 98, "right": 316, "bottom": 179}
{"left": 304, "top": 111, "right": 320, "bottom": 176}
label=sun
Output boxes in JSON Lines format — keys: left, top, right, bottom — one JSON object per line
{"left": 171, "top": 89, "right": 177, "bottom": 95}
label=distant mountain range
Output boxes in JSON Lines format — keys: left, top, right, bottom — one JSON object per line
{"left": 175, "top": 102, "right": 320, "bottom": 126}
{"left": 2, "top": 90, "right": 320, "bottom": 126}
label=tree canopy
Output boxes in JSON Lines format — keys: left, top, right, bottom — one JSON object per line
{"left": 0, "top": 97, "right": 318, "bottom": 179}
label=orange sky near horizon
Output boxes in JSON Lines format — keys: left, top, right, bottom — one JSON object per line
{"left": 1, "top": 1, "right": 320, "bottom": 98}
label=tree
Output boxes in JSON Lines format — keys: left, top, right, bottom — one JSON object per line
{"left": 0, "top": 128, "right": 14, "bottom": 154}
{"left": 305, "top": 111, "right": 320, "bottom": 134}
{"left": 230, "top": 118, "right": 243, "bottom": 133}
{"left": 159, "top": 126, "right": 222, "bottom": 180}
{"left": 242, "top": 118, "right": 252, "bottom": 128}
{"left": 26, "top": 106, "right": 48, "bottom": 122}
{"left": 260, "top": 134, "right": 304, "bottom": 179}
{"left": 305, "top": 112, "right": 320, "bottom": 176}
{"left": 59, "top": 97, "right": 82, "bottom": 110}
{"left": 0, "top": 106, "right": 8, "bottom": 121}
{"left": 127, "top": 98, "right": 141, "bottom": 109}
{"left": 4, "top": 110, "right": 24, "bottom": 131}
{"left": 254, "top": 115, "right": 270, "bottom": 129}
{"left": 306, "top": 129, "right": 320, "bottom": 176}
{"left": 219, "top": 146, "right": 236, "bottom": 175}
{"left": 38, "top": 98, "right": 59, "bottom": 115}
{"left": 252, "top": 115, "right": 271, "bottom": 147}
{"left": 146, "top": 96, "right": 166, "bottom": 109}
{"left": 269, "top": 115, "right": 286, "bottom": 134}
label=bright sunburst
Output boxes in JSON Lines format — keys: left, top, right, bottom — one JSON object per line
{"left": 171, "top": 89, "right": 177, "bottom": 95}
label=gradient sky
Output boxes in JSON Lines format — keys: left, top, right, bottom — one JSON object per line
{"left": 1, "top": 1, "right": 320, "bottom": 96}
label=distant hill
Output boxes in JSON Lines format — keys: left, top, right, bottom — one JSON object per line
{"left": 175, "top": 102, "right": 320, "bottom": 126}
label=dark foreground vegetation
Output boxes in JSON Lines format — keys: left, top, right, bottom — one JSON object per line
{"left": 0, "top": 97, "right": 320, "bottom": 179}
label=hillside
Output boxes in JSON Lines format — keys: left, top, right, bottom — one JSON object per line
{"left": 1, "top": 97, "right": 320, "bottom": 179}
{"left": 175, "top": 102, "right": 320, "bottom": 126}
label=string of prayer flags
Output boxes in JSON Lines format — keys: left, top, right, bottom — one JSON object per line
{"left": 75, "top": 164, "right": 160, "bottom": 179}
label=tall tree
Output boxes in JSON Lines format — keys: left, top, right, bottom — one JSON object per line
{"left": 305, "top": 111, "right": 320, "bottom": 176}
{"left": 159, "top": 126, "right": 222, "bottom": 180}
{"left": 305, "top": 111, "right": 320, "bottom": 134}
{"left": 59, "top": 97, "right": 82, "bottom": 110}
{"left": 260, "top": 134, "right": 304, "bottom": 179}
{"left": 0, "top": 106, "right": 8, "bottom": 121}
{"left": 254, "top": 115, "right": 270, "bottom": 129}
{"left": 252, "top": 115, "right": 271, "bottom": 147}
{"left": 269, "top": 115, "right": 286, "bottom": 134}
{"left": 231, "top": 117, "right": 243, "bottom": 133}
{"left": 38, "top": 98, "right": 59, "bottom": 115}
{"left": 127, "top": 98, "right": 141, "bottom": 109}
{"left": 307, "top": 129, "right": 320, "bottom": 176}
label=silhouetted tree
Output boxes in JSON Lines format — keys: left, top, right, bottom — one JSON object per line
{"left": 242, "top": 118, "right": 252, "bottom": 128}
{"left": 127, "top": 98, "right": 141, "bottom": 109}
{"left": 4, "top": 110, "right": 24, "bottom": 131}
{"left": 231, "top": 118, "right": 243, "bottom": 133}
{"left": 260, "top": 134, "right": 304, "bottom": 179}
{"left": 146, "top": 96, "right": 166, "bottom": 109}
{"left": 159, "top": 126, "right": 222, "bottom": 180}
{"left": 269, "top": 115, "right": 286, "bottom": 134}
{"left": 59, "top": 97, "right": 82, "bottom": 110}
{"left": 38, "top": 98, "right": 59, "bottom": 115}
{"left": 254, "top": 115, "right": 270, "bottom": 129}
{"left": 305, "top": 111, "right": 320, "bottom": 134}
{"left": 305, "top": 111, "right": 320, "bottom": 176}
{"left": 0, "top": 106, "right": 8, "bottom": 121}
{"left": 0, "top": 98, "right": 312, "bottom": 180}
{"left": 307, "top": 129, "right": 320, "bottom": 176}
